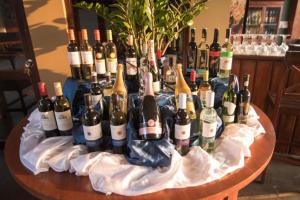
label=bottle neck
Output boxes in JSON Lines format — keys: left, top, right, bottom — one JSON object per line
{"left": 144, "top": 73, "right": 154, "bottom": 96}
{"left": 114, "top": 68, "right": 125, "bottom": 89}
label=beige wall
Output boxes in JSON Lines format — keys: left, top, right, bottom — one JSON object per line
{"left": 23, "top": 0, "right": 69, "bottom": 97}
{"left": 192, "top": 0, "right": 231, "bottom": 44}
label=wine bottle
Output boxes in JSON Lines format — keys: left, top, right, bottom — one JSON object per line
{"left": 189, "top": 70, "right": 198, "bottom": 95}
{"left": 222, "top": 74, "right": 237, "bottom": 126}
{"left": 165, "top": 39, "right": 177, "bottom": 67}
{"left": 67, "top": 29, "right": 82, "bottom": 80}
{"left": 38, "top": 82, "right": 59, "bottom": 137}
{"left": 186, "top": 28, "right": 197, "bottom": 76}
{"left": 90, "top": 72, "right": 103, "bottom": 113}
{"left": 53, "top": 82, "right": 73, "bottom": 135}
{"left": 175, "top": 93, "right": 191, "bottom": 156}
{"left": 125, "top": 35, "right": 138, "bottom": 81}
{"left": 209, "top": 28, "right": 221, "bottom": 78}
{"left": 105, "top": 30, "right": 118, "bottom": 78}
{"left": 103, "top": 72, "right": 113, "bottom": 97}
{"left": 198, "top": 69, "right": 211, "bottom": 107}
{"left": 218, "top": 28, "right": 233, "bottom": 79}
{"left": 175, "top": 64, "right": 196, "bottom": 120}
{"left": 156, "top": 49, "right": 164, "bottom": 90}
{"left": 200, "top": 91, "right": 217, "bottom": 153}
{"left": 110, "top": 93, "right": 127, "bottom": 154}
{"left": 148, "top": 40, "right": 160, "bottom": 94}
{"left": 139, "top": 72, "right": 162, "bottom": 140}
{"left": 237, "top": 74, "right": 251, "bottom": 124}
{"left": 196, "top": 28, "right": 209, "bottom": 77}
{"left": 164, "top": 57, "right": 176, "bottom": 92}
{"left": 93, "top": 29, "right": 106, "bottom": 79}
{"left": 82, "top": 93, "right": 102, "bottom": 152}
{"left": 80, "top": 29, "right": 93, "bottom": 80}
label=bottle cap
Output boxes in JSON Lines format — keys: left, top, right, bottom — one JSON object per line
{"left": 203, "top": 70, "right": 209, "bottom": 81}
{"left": 68, "top": 29, "right": 75, "bottom": 41}
{"left": 178, "top": 93, "right": 187, "bottom": 109}
{"left": 107, "top": 30, "right": 112, "bottom": 41}
{"left": 243, "top": 74, "right": 250, "bottom": 87}
{"left": 94, "top": 29, "right": 100, "bottom": 41}
{"left": 156, "top": 49, "right": 161, "bottom": 59}
{"left": 205, "top": 90, "right": 215, "bottom": 108}
{"left": 81, "top": 29, "right": 88, "bottom": 40}
{"left": 53, "top": 82, "right": 63, "bottom": 96}
{"left": 190, "top": 70, "right": 196, "bottom": 82}
{"left": 226, "top": 28, "right": 231, "bottom": 39}
{"left": 38, "top": 82, "right": 47, "bottom": 96}
{"left": 127, "top": 35, "right": 133, "bottom": 46}
{"left": 84, "top": 93, "right": 92, "bottom": 107}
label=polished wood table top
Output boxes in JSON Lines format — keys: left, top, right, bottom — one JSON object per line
{"left": 5, "top": 105, "right": 276, "bottom": 200}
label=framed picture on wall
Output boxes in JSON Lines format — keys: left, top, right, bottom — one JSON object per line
{"left": 229, "top": 0, "right": 247, "bottom": 34}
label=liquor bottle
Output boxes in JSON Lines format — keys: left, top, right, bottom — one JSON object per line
{"left": 165, "top": 39, "right": 177, "bottom": 68}
{"left": 139, "top": 72, "right": 163, "bottom": 140}
{"left": 196, "top": 28, "right": 209, "bottom": 77}
{"left": 209, "top": 28, "right": 221, "bottom": 78}
{"left": 90, "top": 72, "right": 103, "bottom": 112}
{"left": 53, "top": 82, "right": 73, "bottom": 135}
{"left": 200, "top": 91, "right": 217, "bottom": 152}
{"left": 186, "top": 28, "right": 197, "bottom": 76}
{"left": 103, "top": 72, "right": 113, "bottom": 97}
{"left": 93, "top": 29, "right": 106, "bottom": 79}
{"left": 138, "top": 41, "right": 148, "bottom": 95}
{"left": 198, "top": 69, "right": 211, "bottom": 107}
{"left": 175, "top": 64, "right": 196, "bottom": 120}
{"left": 156, "top": 49, "right": 164, "bottom": 90}
{"left": 218, "top": 28, "right": 233, "bottom": 79}
{"left": 164, "top": 57, "right": 176, "bottom": 92}
{"left": 189, "top": 70, "right": 198, "bottom": 95}
{"left": 148, "top": 40, "right": 160, "bottom": 94}
{"left": 237, "top": 74, "right": 251, "bottom": 124}
{"left": 38, "top": 82, "right": 59, "bottom": 137}
{"left": 67, "top": 29, "right": 81, "bottom": 80}
{"left": 222, "top": 74, "right": 237, "bottom": 126}
{"left": 80, "top": 29, "right": 93, "bottom": 80}
{"left": 110, "top": 93, "right": 127, "bottom": 154}
{"left": 105, "top": 30, "right": 118, "bottom": 78}
{"left": 125, "top": 35, "right": 138, "bottom": 81}
{"left": 175, "top": 93, "right": 191, "bottom": 156}
{"left": 82, "top": 93, "right": 102, "bottom": 152}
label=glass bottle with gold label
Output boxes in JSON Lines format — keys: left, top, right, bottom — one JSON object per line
{"left": 105, "top": 30, "right": 118, "bottom": 78}
{"left": 198, "top": 69, "right": 211, "bottom": 107}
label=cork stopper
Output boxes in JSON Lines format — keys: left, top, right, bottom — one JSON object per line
{"left": 68, "top": 29, "right": 75, "bottom": 41}
{"left": 81, "top": 29, "right": 88, "bottom": 41}
{"left": 107, "top": 30, "right": 112, "bottom": 41}
{"left": 53, "top": 82, "right": 63, "bottom": 96}
{"left": 94, "top": 29, "right": 100, "bottom": 41}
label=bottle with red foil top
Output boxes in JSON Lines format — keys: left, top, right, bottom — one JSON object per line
{"left": 156, "top": 49, "right": 164, "bottom": 90}
{"left": 139, "top": 72, "right": 163, "bottom": 140}
{"left": 208, "top": 28, "right": 221, "bottom": 78}
{"left": 80, "top": 29, "right": 93, "bottom": 80}
{"left": 189, "top": 70, "right": 198, "bottom": 95}
{"left": 148, "top": 40, "right": 160, "bottom": 94}
{"left": 93, "top": 29, "right": 106, "bottom": 79}
{"left": 38, "top": 82, "right": 59, "bottom": 137}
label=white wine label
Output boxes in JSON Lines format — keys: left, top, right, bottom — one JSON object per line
{"left": 107, "top": 58, "right": 117, "bottom": 73}
{"left": 202, "top": 121, "right": 217, "bottom": 137}
{"left": 192, "top": 91, "right": 198, "bottom": 96}
{"left": 126, "top": 58, "right": 137, "bottom": 75}
{"left": 95, "top": 59, "right": 106, "bottom": 75}
{"left": 175, "top": 124, "right": 191, "bottom": 140}
{"left": 80, "top": 51, "right": 93, "bottom": 64}
{"left": 40, "top": 111, "right": 57, "bottom": 131}
{"left": 223, "top": 115, "right": 235, "bottom": 123}
{"left": 91, "top": 94, "right": 102, "bottom": 107}
{"left": 68, "top": 52, "right": 81, "bottom": 66}
{"left": 83, "top": 123, "right": 102, "bottom": 141}
{"left": 55, "top": 110, "right": 73, "bottom": 131}
{"left": 220, "top": 57, "right": 232, "bottom": 70}
{"left": 224, "top": 101, "right": 236, "bottom": 115}
{"left": 200, "top": 90, "right": 208, "bottom": 103}
{"left": 153, "top": 81, "right": 160, "bottom": 93}
{"left": 110, "top": 124, "right": 126, "bottom": 140}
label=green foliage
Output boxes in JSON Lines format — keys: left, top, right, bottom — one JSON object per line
{"left": 75, "top": 0, "right": 207, "bottom": 57}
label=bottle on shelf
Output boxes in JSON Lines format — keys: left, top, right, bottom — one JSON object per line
{"left": 237, "top": 74, "right": 251, "bottom": 124}
{"left": 67, "top": 29, "right": 82, "bottom": 80}
{"left": 148, "top": 40, "right": 160, "bottom": 94}
{"left": 53, "top": 82, "right": 73, "bottom": 136}
{"left": 110, "top": 93, "right": 127, "bottom": 154}
{"left": 196, "top": 28, "right": 209, "bottom": 77}
{"left": 80, "top": 29, "right": 93, "bottom": 80}
{"left": 105, "top": 30, "right": 118, "bottom": 78}
{"left": 186, "top": 28, "right": 197, "bottom": 76}
{"left": 198, "top": 69, "right": 211, "bottom": 107}
{"left": 93, "top": 29, "right": 106, "bottom": 79}
{"left": 189, "top": 70, "right": 198, "bottom": 95}
{"left": 82, "top": 93, "right": 102, "bottom": 152}
{"left": 125, "top": 35, "right": 138, "bottom": 81}
{"left": 175, "top": 93, "right": 191, "bottom": 156}
{"left": 103, "top": 72, "right": 113, "bottom": 97}
{"left": 90, "top": 72, "right": 103, "bottom": 113}
{"left": 222, "top": 74, "right": 237, "bottom": 126}
{"left": 175, "top": 64, "right": 196, "bottom": 120}
{"left": 38, "top": 82, "right": 59, "bottom": 137}
{"left": 139, "top": 72, "right": 163, "bottom": 140}
{"left": 164, "top": 57, "right": 176, "bottom": 92}
{"left": 165, "top": 39, "right": 177, "bottom": 68}
{"left": 200, "top": 90, "right": 217, "bottom": 153}
{"left": 218, "top": 28, "right": 233, "bottom": 79}
{"left": 209, "top": 28, "right": 221, "bottom": 78}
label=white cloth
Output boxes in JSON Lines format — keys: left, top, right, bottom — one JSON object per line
{"left": 19, "top": 107, "right": 265, "bottom": 195}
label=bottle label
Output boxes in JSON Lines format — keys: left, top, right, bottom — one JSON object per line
{"left": 153, "top": 81, "right": 160, "bottom": 93}
{"left": 223, "top": 115, "right": 235, "bottom": 123}
{"left": 55, "top": 110, "right": 73, "bottom": 131}
{"left": 95, "top": 59, "right": 106, "bottom": 75}
{"left": 91, "top": 94, "right": 102, "bottom": 107}
{"left": 200, "top": 90, "right": 208, "bottom": 103}
{"left": 110, "top": 124, "right": 126, "bottom": 140}
{"left": 202, "top": 121, "right": 217, "bottom": 137}
{"left": 126, "top": 58, "right": 137, "bottom": 75}
{"left": 83, "top": 123, "right": 102, "bottom": 141}
{"left": 139, "top": 121, "right": 162, "bottom": 136}
{"left": 209, "top": 51, "right": 220, "bottom": 57}
{"left": 197, "top": 49, "right": 208, "bottom": 69}
{"left": 224, "top": 101, "right": 236, "bottom": 115}
{"left": 80, "top": 51, "right": 93, "bottom": 64}
{"left": 175, "top": 124, "right": 191, "bottom": 140}
{"left": 107, "top": 58, "right": 117, "bottom": 73}
{"left": 40, "top": 111, "right": 57, "bottom": 131}
{"left": 220, "top": 51, "right": 233, "bottom": 70}
{"left": 192, "top": 91, "right": 198, "bottom": 96}
{"left": 68, "top": 52, "right": 81, "bottom": 66}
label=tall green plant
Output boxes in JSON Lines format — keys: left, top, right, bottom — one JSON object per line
{"left": 75, "top": 0, "right": 207, "bottom": 57}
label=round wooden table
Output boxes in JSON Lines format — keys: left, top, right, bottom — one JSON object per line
{"left": 5, "top": 105, "right": 276, "bottom": 200}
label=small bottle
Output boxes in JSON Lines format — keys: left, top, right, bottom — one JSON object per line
{"left": 82, "top": 93, "right": 102, "bottom": 152}
{"left": 196, "top": 28, "right": 209, "bottom": 77}
{"left": 125, "top": 35, "right": 138, "bottom": 81}
{"left": 67, "top": 29, "right": 82, "bottom": 80}
{"left": 175, "top": 93, "right": 191, "bottom": 156}
{"left": 38, "top": 82, "right": 59, "bottom": 137}
{"left": 105, "top": 30, "right": 118, "bottom": 78}
{"left": 237, "top": 74, "right": 251, "bottom": 124}
{"left": 53, "top": 82, "right": 73, "bottom": 136}
{"left": 209, "top": 28, "right": 221, "bottom": 78}
{"left": 103, "top": 72, "right": 113, "bottom": 97}
{"left": 148, "top": 40, "right": 160, "bottom": 94}
{"left": 200, "top": 91, "right": 217, "bottom": 153}
{"left": 218, "top": 28, "right": 233, "bottom": 79}
{"left": 80, "top": 29, "right": 93, "bottom": 80}
{"left": 164, "top": 57, "right": 176, "bottom": 92}
{"left": 189, "top": 70, "right": 198, "bottom": 95}
{"left": 186, "top": 28, "right": 197, "bottom": 76}
{"left": 90, "top": 72, "right": 103, "bottom": 113}
{"left": 222, "top": 74, "right": 237, "bottom": 126}
{"left": 93, "top": 29, "right": 106, "bottom": 79}
{"left": 198, "top": 69, "right": 211, "bottom": 107}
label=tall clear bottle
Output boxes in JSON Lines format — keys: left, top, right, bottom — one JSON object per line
{"left": 186, "top": 28, "right": 197, "bottom": 76}
{"left": 80, "top": 29, "right": 93, "bottom": 80}
{"left": 218, "top": 28, "right": 233, "bottom": 79}
{"left": 208, "top": 28, "right": 221, "bottom": 78}
{"left": 93, "top": 29, "right": 106, "bottom": 79}
{"left": 198, "top": 69, "right": 211, "bottom": 107}
{"left": 222, "top": 74, "right": 236, "bottom": 126}
{"left": 105, "top": 30, "right": 118, "bottom": 78}
{"left": 196, "top": 28, "right": 209, "bottom": 77}
{"left": 237, "top": 74, "right": 251, "bottom": 124}
{"left": 67, "top": 29, "right": 82, "bottom": 80}
{"left": 148, "top": 40, "right": 160, "bottom": 94}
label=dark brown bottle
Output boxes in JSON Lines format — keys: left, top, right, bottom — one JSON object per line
{"left": 80, "top": 29, "right": 93, "bottom": 80}
{"left": 189, "top": 70, "right": 198, "bottom": 95}
{"left": 67, "top": 29, "right": 82, "bottom": 80}
{"left": 209, "top": 28, "right": 221, "bottom": 78}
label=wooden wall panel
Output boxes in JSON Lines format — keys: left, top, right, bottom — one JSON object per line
{"left": 276, "top": 114, "right": 297, "bottom": 153}
{"left": 290, "top": 117, "right": 300, "bottom": 155}
{"left": 269, "top": 61, "right": 286, "bottom": 94}
{"left": 239, "top": 60, "right": 256, "bottom": 97}
{"left": 231, "top": 59, "right": 240, "bottom": 78}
